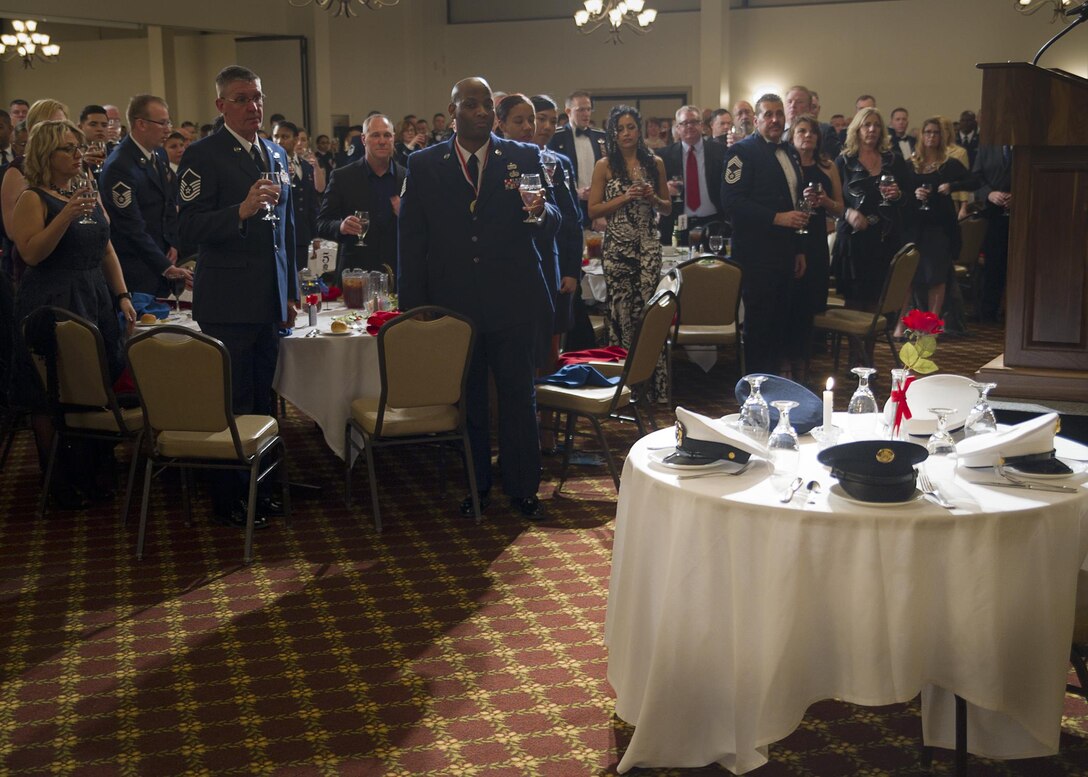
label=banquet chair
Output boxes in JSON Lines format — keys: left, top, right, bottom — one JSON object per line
{"left": 954, "top": 215, "right": 987, "bottom": 310}
{"left": 667, "top": 255, "right": 744, "bottom": 398}
{"left": 812, "top": 243, "right": 919, "bottom": 370}
{"left": 538, "top": 289, "right": 678, "bottom": 492}
{"left": 1068, "top": 569, "right": 1088, "bottom": 697}
{"left": 343, "top": 306, "right": 478, "bottom": 532}
{"left": 126, "top": 326, "right": 290, "bottom": 565}
{"left": 23, "top": 307, "right": 144, "bottom": 521}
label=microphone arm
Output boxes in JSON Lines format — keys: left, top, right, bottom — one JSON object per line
{"left": 1032, "top": 1, "right": 1088, "bottom": 66}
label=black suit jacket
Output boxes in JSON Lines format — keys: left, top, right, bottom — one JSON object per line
{"left": 316, "top": 158, "right": 406, "bottom": 275}
{"left": 548, "top": 125, "right": 606, "bottom": 221}
{"left": 658, "top": 139, "right": 725, "bottom": 241}
{"left": 398, "top": 134, "right": 559, "bottom": 333}
{"left": 177, "top": 129, "right": 297, "bottom": 324}
{"left": 971, "top": 145, "right": 1012, "bottom": 217}
{"left": 100, "top": 136, "right": 179, "bottom": 297}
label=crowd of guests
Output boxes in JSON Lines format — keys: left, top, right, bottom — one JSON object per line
{"left": 0, "top": 74, "right": 1012, "bottom": 520}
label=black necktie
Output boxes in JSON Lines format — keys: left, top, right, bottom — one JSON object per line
{"left": 466, "top": 152, "right": 479, "bottom": 190}
{"left": 251, "top": 144, "right": 266, "bottom": 172}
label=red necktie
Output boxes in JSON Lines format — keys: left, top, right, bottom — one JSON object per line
{"left": 686, "top": 146, "right": 701, "bottom": 211}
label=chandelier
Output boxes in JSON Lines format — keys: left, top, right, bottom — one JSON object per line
{"left": 288, "top": 0, "right": 399, "bottom": 17}
{"left": 1014, "top": 0, "right": 1088, "bottom": 64}
{"left": 1014, "top": 0, "right": 1081, "bottom": 20}
{"left": 574, "top": 0, "right": 658, "bottom": 44}
{"left": 0, "top": 20, "right": 60, "bottom": 68}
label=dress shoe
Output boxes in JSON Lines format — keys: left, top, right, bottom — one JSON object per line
{"left": 510, "top": 496, "right": 543, "bottom": 519}
{"left": 459, "top": 491, "right": 490, "bottom": 517}
{"left": 256, "top": 495, "right": 284, "bottom": 516}
{"left": 213, "top": 500, "right": 271, "bottom": 530}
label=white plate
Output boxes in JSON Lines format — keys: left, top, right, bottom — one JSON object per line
{"left": 1006, "top": 458, "right": 1086, "bottom": 480}
{"left": 721, "top": 413, "right": 740, "bottom": 425}
{"left": 136, "top": 320, "right": 166, "bottom": 328}
{"left": 319, "top": 329, "right": 355, "bottom": 337}
{"left": 647, "top": 447, "right": 748, "bottom": 474}
{"left": 829, "top": 483, "right": 922, "bottom": 507}
{"left": 901, "top": 375, "right": 977, "bottom": 436}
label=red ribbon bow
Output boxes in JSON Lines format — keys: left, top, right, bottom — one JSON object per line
{"left": 304, "top": 293, "right": 319, "bottom": 307}
{"left": 891, "top": 374, "right": 917, "bottom": 433}
{"left": 366, "top": 309, "right": 402, "bottom": 336}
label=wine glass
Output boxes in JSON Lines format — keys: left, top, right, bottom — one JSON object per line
{"left": 668, "top": 176, "right": 684, "bottom": 203}
{"left": 169, "top": 276, "right": 187, "bottom": 320}
{"left": 74, "top": 173, "right": 98, "bottom": 225}
{"left": 917, "top": 182, "right": 932, "bottom": 212}
{"left": 519, "top": 173, "right": 543, "bottom": 224}
{"left": 925, "top": 407, "right": 959, "bottom": 484}
{"left": 878, "top": 173, "right": 896, "bottom": 207}
{"left": 768, "top": 400, "right": 801, "bottom": 492}
{"left": 259, "top": 173, "right": 279, "bottom": 222}
{"left": 847, "top": 367, "right": 879, "bottom": 439}
{"left": 965, "top": 382, "right": 998, "bottom": 437}
{"left": 354, "top": 210, "right": 369, "bottom": 247}
{"left": 708, "top": 234, "right": 724, "bottom": 254}
{"left": 541, "top": 150, "right": 558, "bottom": 186}
{"left": 737, "top": 375, "right": 770, "bottom": 444}
{"left": 795, "top": 193, "right": 813, "bottom": 235}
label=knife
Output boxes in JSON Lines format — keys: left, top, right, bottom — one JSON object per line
{"left": 973, "top": 480, "right": 1080, "bottom": 494}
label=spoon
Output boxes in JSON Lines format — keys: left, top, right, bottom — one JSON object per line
{"left": 805, "top": 480, "right": 822, "bottom": 504}
{"left": 779, "top": 476, "right": 804, "bottom": 503}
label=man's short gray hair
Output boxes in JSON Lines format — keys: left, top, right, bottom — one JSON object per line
{"left": 363, "top": 114, "right": 392, "bottom": 134}
{"left": 675, "top": 104, "right": 701, "bottom": 122}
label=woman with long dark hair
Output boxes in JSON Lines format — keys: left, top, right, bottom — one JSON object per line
{"left": 587, "top": 105, "right": 671, "bottom": 401}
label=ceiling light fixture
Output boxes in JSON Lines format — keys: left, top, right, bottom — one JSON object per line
{"left": 1015, "top": 0, "right": 1088, "bottom": 65}
{"left": 0, "top": 20, "right": 60, "bottom": 69}
{"left": 288, "top": 0, "right": 400, "bottom": 18}
{"left": 574, "top": 0, "right": 658, "bottom": 44}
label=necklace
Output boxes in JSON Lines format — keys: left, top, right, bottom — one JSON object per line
{"left": 49, "top": 183, "right": 77, "bottom": 197}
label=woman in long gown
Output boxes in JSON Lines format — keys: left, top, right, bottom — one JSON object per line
{"left": 587, "top": 105, "right": 671, "bottom": 402}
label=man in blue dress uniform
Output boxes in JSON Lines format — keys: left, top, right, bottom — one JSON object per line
{"left": 178, "top": 65, "right": 298, "bottom": 524}
{"left": 399, "top": 76, "right": 558, "bottom": 519}
{"left": 720, "top": 93, "right": 808, "bottom": 376}
{"left": 272, "top": 120, "right": 320, "bottom": 271}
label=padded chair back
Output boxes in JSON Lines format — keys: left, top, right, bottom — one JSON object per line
{"left": 676, "top": 257, "right": 742, "bottom": 327}
{"left": 957, "top": 217, "right": 987, "bottom": 271}
{"left": 126, "top": 327, "right": 233, "bottom": 434}
{"left": 622, "top": 290, "right": 678, "bottom": 389}
{"left": 24, "top": 307, "right": 114, "bottom": 409}
{"left": 878, "top": 244, "right": 921, "bottom": 326}
{"left": 377, "top": 306, "right": 475, "bottom": 410}
{"left": 655, "top": 267, "right": 681, "bottom": 298}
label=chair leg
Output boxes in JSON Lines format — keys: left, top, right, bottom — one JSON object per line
{"left": 181, "top": 467, "right": 194, "bottom": 527}
{"left": 38, "top": 433, "right": 60, "bottom": 518}
{"left": 343, "top": 423, "right": 354, "bottom": 508}
{"left": 136, "top": 458, "right": 154, "bottom": 560}
{"left": 279, "top": 442, "right": 292, "bottom": 527}
{"left": 363, "top": 435, "right": 381, "bottom": 533}
{"left": 830, "top": 333, "right": 842, "bottom": 372}
{"left": 554, "top": 412, "right": 578, "bottom": 495}
{"left": 243, "top": 460, "right": 260, "bottom": 565}
{"left": 1070, "top": 644, "right": 1088, "bottom": 697}
{"left": 121, "top": 431, "right": 142, "bottom": 525}
{"left": 630, "top": 401, "right": 647, "bottom": 438}
{"left": 954, "top": 694, "right": 967, "bottom": 777}
{"left": 589, "top": 415, "right": 620, "bottom": 490}
{"left": 461, "top": 432, "right": 482, "bottom": 523}
{"left": 666, "top": 339, "right": 673, "bottom": 408}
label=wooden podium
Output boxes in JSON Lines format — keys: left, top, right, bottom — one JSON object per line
{"left": 974, "top": 63, "right": 1088, "bottom": 402}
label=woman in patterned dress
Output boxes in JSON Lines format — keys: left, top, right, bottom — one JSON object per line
{"left": 587, "top": 105, "right": 671, "bottom": 401}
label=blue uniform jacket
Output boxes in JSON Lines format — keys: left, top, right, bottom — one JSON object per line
{"left": 398, "top": 133, "right": 559, "bottom": 333}
{"left": 177, "top": 128, "right": 297, "bottom": 324}
{"left": 100, "top": 135, "right": 179, "bottom": 296}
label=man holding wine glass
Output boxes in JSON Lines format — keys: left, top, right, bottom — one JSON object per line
{"left": 100, "top": 93, "right": 189, "bottom": 298}
{"left": 77, "top": 105, "right": 110, "bottom": 176}
{"left": 658, "top": 105, "right": 725, "bottom": 248}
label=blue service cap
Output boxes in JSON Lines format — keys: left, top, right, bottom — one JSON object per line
{"left": 735, "top": 374, "right": 822, "bottom": 434}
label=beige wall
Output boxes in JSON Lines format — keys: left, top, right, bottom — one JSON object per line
{"left": 0, "top": 0, "right": 1083, "bottom": 137}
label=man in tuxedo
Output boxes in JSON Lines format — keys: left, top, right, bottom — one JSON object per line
{"left": 957, "top": 110, "right": 980, "bottom": 168}
{"left": 728, "top": 100, "right": 756, "bottom": 146}
{"left": 721, "top": 93, "right": 808, "bottom": 375}
{"left": 316, "top": 114, "right": 405, "bottom": 277}
{"left": 100, "top": 94, "right": 190, "bottom": 298}
{"left": 659, "top": 105, "right": 726, "bottom": 245}
{"left": 888, "top": 107, "right": 915, "bottom": 160}
{"left": 709, "top": 109, "right": 733, "bottom": 143}
{"left": 8, "top": 99, "right": 27, "bottom": 126}
{"left": 547, "top": 90, "right": 606, "bottom": 224}
{"left": 399, "top": 76, "right": 558, "bottom": 520}
{"left": 272, "top": 121, "right": 320, "bottom": 270}
{"left": 971, "top": 143, "right": 1012, "bottom": 323}
{"left": 785, "top": 85, "right": 840, "bottom": 160}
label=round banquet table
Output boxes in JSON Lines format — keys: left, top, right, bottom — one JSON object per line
{"left": 605, "top": 416, "right": 1088, "bottom": 774}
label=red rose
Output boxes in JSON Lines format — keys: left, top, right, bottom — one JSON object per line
{"left": 901, "top": 309, "right": 944, "bottom": 335}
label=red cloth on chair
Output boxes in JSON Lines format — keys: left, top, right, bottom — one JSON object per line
{"left": 556, "top": 346, "right": 628, "bottom": 367}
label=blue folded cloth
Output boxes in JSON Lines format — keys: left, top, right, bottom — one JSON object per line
{"left": 735, "top": 373, "right": 822, "bottom": 434}
{"left": 537, "top": 364, "right": 621, "bottom": 388}
{"left": 131, "top": 292, "right": 171, "bottom": 320}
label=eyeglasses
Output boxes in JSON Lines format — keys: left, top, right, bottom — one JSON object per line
{"left": 922, "top": 129, "right": 942, "bottom": 136}
{"left": 55, "top": 144, "right": 87, "bottom": 155}
{"left": 140, "top": 117, "right": 173, "bottom": 128}
{"left": 677, "top": 120, "right": 702, "bottom": 127}
{"left": 222, "top": 94, "right": 265, "bottom": 107}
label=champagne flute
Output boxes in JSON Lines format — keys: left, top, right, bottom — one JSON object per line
{"left": 354, "top": 210, "right": 369, "bottom": 247}
{"left": 259, "top": 172, "right": 279, "bottom": 222}
{"left": 519, "top": 173, "right": 543, "bottom": 224}
{"left": 541, "top": 150, "right": 558, "bottom": 186}
{"left": 75, "top": 173, "right": 98, "bottom": 225}
{"left": 917, "top": 182, "right": 932, "bottom": 212}
{"left": 795, "top": 193, "right": 813, "bottom": 235}
{"left": 878, "top": 173, "right": 896, "bottom": 207}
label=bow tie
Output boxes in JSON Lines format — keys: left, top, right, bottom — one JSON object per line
{"left": 575, "top": 127, "right": 589, "bottom": 138}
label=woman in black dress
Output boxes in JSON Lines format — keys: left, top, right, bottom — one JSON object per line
{"left": 893, "top": 116, "right": 972, "bottom": 338}
{"left": 833, "top": 107, "right": 908, "bottom": 311}
{"left": 10, "top": 120, "right": 136, "bottom": 505}
{"left": 786, "top": 114, "right": 844, "bottom": 381}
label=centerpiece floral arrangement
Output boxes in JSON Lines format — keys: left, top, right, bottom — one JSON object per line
{"left": 897, "top": 309, "right": 943, "bottom": 374}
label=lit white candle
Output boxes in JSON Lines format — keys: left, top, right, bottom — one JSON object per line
{"left": 823, "top": 377, "right": 834, "bottom": 430}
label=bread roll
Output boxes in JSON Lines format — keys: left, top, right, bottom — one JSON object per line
{"left": 330, "top": 320, "right": 349, "bottom": 334}
{"left": 140, "top": 313, "right": 158, "bottom": 325}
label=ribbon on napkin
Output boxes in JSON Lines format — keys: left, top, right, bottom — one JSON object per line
{"left": 366, "top": 309, "right": 403, "bottom": 336}
{"left": 556, "top": 346, "right": 628, "bottom": 367}
{"left": 891, "top": 374, "right": 917, "bottom": 434}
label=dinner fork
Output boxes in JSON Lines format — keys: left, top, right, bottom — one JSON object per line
{"left": 917, "top": 471, "right": 956, "bottom": 510}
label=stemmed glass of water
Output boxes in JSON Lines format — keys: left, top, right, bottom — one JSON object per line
{"left": 965, "top": 382, "right": 998, "bottom": 437}
{"left": 354, "top": 210, "right": 369, "bottom": 247}
{"left": 737, "top": 375, "right": 770, "bottom": 443}
{"left": 259, "top": 173, "right": 279, "bottom": 222}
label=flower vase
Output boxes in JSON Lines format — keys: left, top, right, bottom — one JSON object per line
{"left": 882, "top": 368, "right": 912, "bottom": 440}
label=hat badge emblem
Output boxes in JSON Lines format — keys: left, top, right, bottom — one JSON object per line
{"left": 875, "top": 448, "right": 896, "bottom": 464}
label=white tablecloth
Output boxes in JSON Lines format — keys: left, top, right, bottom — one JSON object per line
{"left": 273, "top": 305, "right": 379, "bottom": 461}
{"left": 606, "top": 417, "right": 1088, "bottom": 774}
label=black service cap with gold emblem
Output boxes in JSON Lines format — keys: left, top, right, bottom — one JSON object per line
{"left": 817, "top": 440, "right": 928, "bottom": 503}
{"left": 664, "top": 407, "right": 770, "bottom": 466}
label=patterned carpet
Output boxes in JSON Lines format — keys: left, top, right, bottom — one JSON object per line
{"left": 4, "top": 319, "right": 1088, "bottom": 776}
